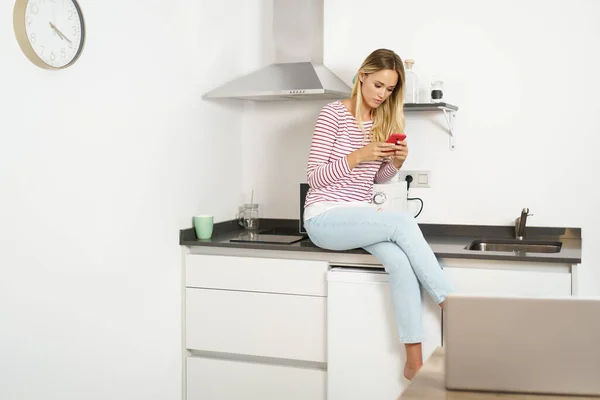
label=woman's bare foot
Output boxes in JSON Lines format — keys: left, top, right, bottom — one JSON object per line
{"left": 404, "top": 342, "right": 423, "bottom": 380}
{"left": 403, "top": 362, "right": 423, "bottom": 381}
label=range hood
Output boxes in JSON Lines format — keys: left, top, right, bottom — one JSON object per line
{"left": 203, "top": 0, "right": 352, "bottom": 101}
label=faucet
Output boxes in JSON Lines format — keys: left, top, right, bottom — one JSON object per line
{"left": 515, "top": 208, "right": 533, "bottom": 240}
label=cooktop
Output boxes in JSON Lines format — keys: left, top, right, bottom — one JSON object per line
{"left": 229, "top": 227, "right": 306, "bottom": 244}
{"left": 230, "top": 234, "right": 305, "bottom": 244}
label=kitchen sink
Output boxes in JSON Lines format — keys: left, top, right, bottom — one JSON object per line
{"left": 466, "top": 239, "right": 562, "bottom": 253}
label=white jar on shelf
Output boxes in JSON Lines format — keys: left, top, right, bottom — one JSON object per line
{"left": 430, "top": 80, "right": 444, "bottom": 103}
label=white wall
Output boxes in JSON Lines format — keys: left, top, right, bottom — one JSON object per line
{"left": 0, "top": 1, "right": 254, "bottom": 399}
{"left": 241, "top": 0, "right": 600, "bottom": 295}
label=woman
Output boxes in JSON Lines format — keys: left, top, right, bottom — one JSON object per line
{"left": 303, "top": 48, "right": 455, "bottom": 380}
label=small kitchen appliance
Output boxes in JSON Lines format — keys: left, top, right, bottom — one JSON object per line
{"left": 299, "top": 181, "right": 408, "bottom": 234}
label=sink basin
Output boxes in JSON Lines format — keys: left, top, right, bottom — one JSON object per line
{"left": 466, "top": 239, "right": 562, "bottom": 253}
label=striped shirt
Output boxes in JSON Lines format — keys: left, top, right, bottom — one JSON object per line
{"left": 304, "top": 100, "right": 399, "bottom": 212}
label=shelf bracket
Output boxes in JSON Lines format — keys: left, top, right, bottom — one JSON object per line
{"left": 442, "top": 109, "right": 456, "bottom": 150}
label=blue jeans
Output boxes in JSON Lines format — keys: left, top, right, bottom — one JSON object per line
{"left": 304, "top": 206, "right": 455, "bottom": 343}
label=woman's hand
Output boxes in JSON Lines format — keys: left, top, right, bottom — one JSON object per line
{"left": 347, "top": 142, "right": 396, "bottom": 169}
{"left": 391, "top": 140, "right": 408, "bottom": 169}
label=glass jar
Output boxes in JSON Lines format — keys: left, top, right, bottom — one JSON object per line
{"left": 403, "top": 59, "right": 419, "bottom": 103}
{"left": 237, "top": 203, "right": 260, "bottom": 230}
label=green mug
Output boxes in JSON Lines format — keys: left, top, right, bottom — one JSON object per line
{"left": 193, "top": 215, "right": 214, "bottom": 240}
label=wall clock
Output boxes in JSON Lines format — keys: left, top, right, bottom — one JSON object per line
{"left": 13, "top": 0, "right": 86, "bottom": 69}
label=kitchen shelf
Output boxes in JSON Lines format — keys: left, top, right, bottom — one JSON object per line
{"left": 404, "top": 102, "right": 459, "bottom": 150}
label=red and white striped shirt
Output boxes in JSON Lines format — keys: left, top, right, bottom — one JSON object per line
{"left": 304, "top": 100, "right": 399, "bottom": 215}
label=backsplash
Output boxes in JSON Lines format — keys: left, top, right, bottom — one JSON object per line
{"left": 240, "top": 98, "right": 589, "bottom": 228}
{"left": 240, "top": 100, "right": 327, "bottom": 220}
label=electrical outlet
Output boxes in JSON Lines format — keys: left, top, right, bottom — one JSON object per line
{"left": 397, "top": 170, "right": 431, "bottom": 188}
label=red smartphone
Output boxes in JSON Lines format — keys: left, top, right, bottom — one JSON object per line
{"left": 386, "top": 133, "right": 407, "bottom": 145}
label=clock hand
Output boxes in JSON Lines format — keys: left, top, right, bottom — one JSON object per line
{"left": 49, "top": 22, "right": 62, "bottom": 38}
{"left": 59, "top": 31, "right": 71, "bottom": 43}
{"left": 49, "top": 22, "right": 72, "bottom": 44}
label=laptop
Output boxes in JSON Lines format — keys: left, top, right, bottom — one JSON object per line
{"left": 444, "top": 294, "right": 600, "bottom": 396}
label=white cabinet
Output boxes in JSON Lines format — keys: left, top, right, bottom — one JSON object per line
{"left": 440, "top": 258, "right": 573, "bottom": 297}
{"left": 325, "top": 259, "right": 575, "bottom": 400}
{"left": 186, "top": 288, "right": 326, "bottom": 362}
{"left": 181, "top": 250, "right": 576, "bottom": 400}
{"left": 185, "top": 254, "right": 328, "bottom": 296}
{"left": 326, "top": 268, "right": 442, "bottom": 400}
{"left": 186, "top": 356, "right": 326, "bottom": 400}
{"left": 182, "top": 254, "right": 327, "bottom": 400}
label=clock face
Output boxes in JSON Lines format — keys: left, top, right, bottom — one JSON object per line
{"left": 14, "top": 0, "right": 85, "bottom": 69}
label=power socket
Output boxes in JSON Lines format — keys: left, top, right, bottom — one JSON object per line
{"left": 397, "top": 170, "right": 431, "bottom": 188}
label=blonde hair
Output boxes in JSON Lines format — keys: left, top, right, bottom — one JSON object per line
{"left": 351, "top": 49, "right": 406, "bottom": 143}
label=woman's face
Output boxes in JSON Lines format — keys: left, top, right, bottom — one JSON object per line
{"left": 360, "top": 69, "right": 399, "bottom": 109}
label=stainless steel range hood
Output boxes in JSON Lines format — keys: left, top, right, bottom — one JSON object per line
{"left": 203, "top": 0, "right": 352, "bottom": 101}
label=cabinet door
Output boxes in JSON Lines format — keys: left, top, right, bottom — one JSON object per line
{"left": 327, "top": 269, "right": 441, "bottom": 400}
{"left": 441, "top": 259, "right": 572, "bottom": 297}
{"left": 185, "top": 254, "right": 328, "bottom": 296}
{"left": 186, "top": 288, "right": 326, "bottom": 362}
{"left": 187, "top": 356, "right": 326, "bottom": 400}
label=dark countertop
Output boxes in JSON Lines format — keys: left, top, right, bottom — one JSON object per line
{"left": 180, "top": 219, "right": 582, "bottom": 264}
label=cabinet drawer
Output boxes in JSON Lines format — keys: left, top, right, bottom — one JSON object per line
{"left": 185, "top": 254, "right": 327, "bottom": 296}
{"left": 444, "top": 266, "right": 571, "bottom": 297}
{"left": 186, "top": 288, "right": 327, "bottom": 362}
{"left": 186, "top": 356, "right": 326, "bottom": 400}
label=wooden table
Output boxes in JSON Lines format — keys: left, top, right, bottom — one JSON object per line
{"left": 399, "top": 348, "right": 600, "bottom": 400}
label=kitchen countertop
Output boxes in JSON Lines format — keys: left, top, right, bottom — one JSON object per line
{"left": 179, "top": 219, "right": 582, "bottom": 264}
